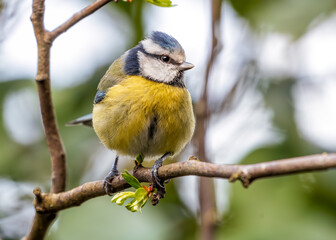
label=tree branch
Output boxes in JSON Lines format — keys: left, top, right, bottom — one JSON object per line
{"left": 26, "top": 1, "right": 336, "bottom": 239}
{"left": 31, "top": 0, "right": 66, "bottom": 195}
{"left": 26, "top": 1, "right": 116, "bottom": 239}
{"left": 196, "top": 0, "right": 223, "bottom": 239}
{"left": 33, "top": 153, "right": 336, "bottom": 213}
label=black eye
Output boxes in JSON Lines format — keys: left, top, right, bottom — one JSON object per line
{"left": 160, "top": 55, "right": 170, "bottom": 63}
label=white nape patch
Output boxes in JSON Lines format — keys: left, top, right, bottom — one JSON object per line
{"left": 138, "top": 51, "right": 179, "bottom": 83}
{"left": 142, "top": 39, "right": 170, "bottom": 56}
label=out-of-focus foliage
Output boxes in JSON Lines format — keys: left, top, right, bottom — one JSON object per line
{"left": 216, "top": 79, "right": 336, "bottom": 239}
{"left": 1, "top": 0, "right": 336, "bottom": 240}
{"left": 112, "top": 0, "right": 145, "bottom": 46}
{"left": 229, "top": 0, "right": 336, "bottom": 37}
{"left": 144, "top": 0, "right": 175, "bottom": 8}
{"left": 0, "top": 80, "right": 50, "bottom": 182}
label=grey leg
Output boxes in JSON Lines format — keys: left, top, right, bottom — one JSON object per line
{"left": 150, "top": 152, "right": 172, "bottom": 205}
{"left": 103, "top": 155, "right": 120, "bottom": 196}
{"left": 150, "top": 152, "right": 171, "bottom": 188}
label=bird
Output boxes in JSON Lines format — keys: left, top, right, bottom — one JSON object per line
{"left": 68, "top": 31, "right": 195, "bottom": 198}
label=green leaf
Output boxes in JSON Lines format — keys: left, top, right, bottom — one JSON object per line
{"left": 125, "top": 188, "right": 149, "bottom": 213}
{"left": 136, "top": 153, "right": 144, "bottom": 165}
{"left": 145, "top": 0, "right": 176, "bottom": 7}
{"left": 112, "top": 171, "right": 152, "bottom": 212}
{"left": 111, "top": 188, "right": 150, "bottom": 213}
{"left": 121, "top": 170, "right": 142, "bottom": 189}
{"left": 111, "top": 192, "right": 135, "bottom": 205}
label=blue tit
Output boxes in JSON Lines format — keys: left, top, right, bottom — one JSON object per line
{"left": 68, "top": 31, "right": 195, "bottom": 196}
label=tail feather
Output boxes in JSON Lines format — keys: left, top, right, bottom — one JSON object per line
{"left": 66, "top": 113, "right": 93, "bottom": 127}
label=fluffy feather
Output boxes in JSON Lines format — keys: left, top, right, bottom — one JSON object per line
{"left": 68, "top": 31, "right": 195, "bottom": 160}
{"left": 93, "top": 76, "right": 195, "bottom": 157}
{"left": 149, "top": 31, "right": 182, "bottom": 52}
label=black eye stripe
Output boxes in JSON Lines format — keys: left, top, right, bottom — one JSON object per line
{"left": 138, "top": 47, "right": 180, "bottom": 65}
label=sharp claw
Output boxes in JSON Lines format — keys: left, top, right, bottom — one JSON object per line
{"left": 164, "top": 179, "right": 171, "bottom": 184}
{"left": 103, "top": 179, "right": 113, "bottom": 196}
{"left": 103, "top": 169, "right": 120, "bottom": 196}
{"left": 151, "top": 166, "right": 164, "bottom": 188}
{"left": 150, "top": 152, "right": 171, "bottom": 205}
{"left": 154, "top": 173, "right": 164, "bottom": 188}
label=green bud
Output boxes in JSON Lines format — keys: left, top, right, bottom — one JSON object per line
{"left": 136, "top": 153, "right": 144, "bottom": 165}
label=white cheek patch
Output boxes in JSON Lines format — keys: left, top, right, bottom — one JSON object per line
{"left": 142, "top": 39, "right": 170, "bottom": 56}
{"left": 138, "top": 51, "right": 178, "bottom": 83}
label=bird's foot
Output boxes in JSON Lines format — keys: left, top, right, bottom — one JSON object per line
{"left": 150, "top": 153, "right": 171, "bottom": 205}
{"left": 103, "top": 168, "right": 120, "bottom": 196}
{"left": 151, "top": 184, "right": 166, "bottom": 206}
{"left": 151, "top": 159, "right": 165, "bottom": 189}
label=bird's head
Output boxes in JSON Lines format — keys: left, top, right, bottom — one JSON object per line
{"left": 123, "top": 31, "right": 194, "bottom": 87}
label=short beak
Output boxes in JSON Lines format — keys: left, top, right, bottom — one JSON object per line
{"left": 178, "top": 61, "right": 194, "bottom": 71}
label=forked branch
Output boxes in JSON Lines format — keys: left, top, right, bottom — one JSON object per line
{"left": 26, "top": 0, "right": 336, "bottom": 240}
{"left": 25, "top": 1, "right": 116, "bottom": 239}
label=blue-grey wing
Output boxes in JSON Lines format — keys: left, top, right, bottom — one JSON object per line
{"left": 67, "top": 56, "right": 126, "bottom": 128}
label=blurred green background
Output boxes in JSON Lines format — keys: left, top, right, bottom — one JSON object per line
{"left": 1, "top": 0, "right": 336, "bottom": 239}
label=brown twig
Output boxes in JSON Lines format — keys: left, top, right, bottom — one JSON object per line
{"left": 196, "top": 0, "right": 223, "bottom": 239}
{"left": 212, "top": 60, "right": 258, "bottom": 115}
{"left": 31, "top": 0, "right": 66, "bottom": 195}
{"left": 26, "top": 1, "right": 336, "bottom": 240}
{"left": 25, "top": 1, "right": 115, "bottom": 239}
{"left": 32, "top": 153, "right": 336, "bottom": 213}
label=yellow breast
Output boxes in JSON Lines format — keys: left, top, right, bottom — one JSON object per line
{"left": 92, "top": 76, "right": 195, "bottom": 157}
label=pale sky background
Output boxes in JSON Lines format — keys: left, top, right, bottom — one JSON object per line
{"left": 1, "top": 0, "right": 336, "bottom": 224}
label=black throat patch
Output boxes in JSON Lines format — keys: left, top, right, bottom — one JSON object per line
{"left": 167, "top": 71, "right": 185, "bottom": 88}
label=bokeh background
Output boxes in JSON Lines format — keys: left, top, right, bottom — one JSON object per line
{"left": 1, "top": 0, "right": 336, "bottom": 239}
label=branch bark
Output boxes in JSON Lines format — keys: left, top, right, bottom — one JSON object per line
{"left": 196, "top": 0, "right": 223, "bottom": 239}
{"left": 25, "top": 1, "right": 115, "bottom": 239}
{"left": 31, "top": 0, "right": 66, "bottom": 195}
{"left": 26, "top": 1, "right": 336, "bottom": 239}
{"left": 32, "top": 153, "right": 336, "bottom": 213}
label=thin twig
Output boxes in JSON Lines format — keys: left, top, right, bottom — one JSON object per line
{"left": 26, "top": 1, "right": 336, "bottom": 240}
{"left": 33, "top": 153, "right": 336, "bottom": 213}
{"left": 31, "top": 0, "right": 66, "bottom": 195}
{"left": 212, "top": 60, "right": 258, "bottom": 115}
{"left": 196, "top": 1, "right": 223, "bottom": 239}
